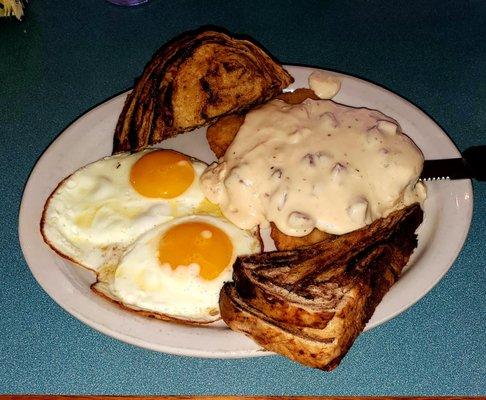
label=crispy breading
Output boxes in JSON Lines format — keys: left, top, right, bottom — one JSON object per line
{"left": 207, "top": 88, "right": 319, "bottom": 159}
{"left": 270, "top": 222, "right": 334, "bottom": 251}
{"left": 206, "top": 114, "right": 245, "bottom": 159}
{"left": 274, "top": 88, "right": 319, "bottom": 104}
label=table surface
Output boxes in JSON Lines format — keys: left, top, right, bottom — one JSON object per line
{"left": 1, "top": 0, "right": 485, "bottom": 396}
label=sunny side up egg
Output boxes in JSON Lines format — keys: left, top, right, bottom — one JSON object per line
{"left": 41, "top": 149, "right": 216, "bottom": 272}
{"left": 93, "top": 215, "right": 261, "bottom": 323}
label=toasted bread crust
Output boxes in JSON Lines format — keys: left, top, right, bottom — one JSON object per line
{"left": 113, "top": 29, "right": 293, "bottom": 153}
{"left": 220, "top": 204, "right": 423, "bottom": 370}
{"left": 220, "top": 284, "right": 359, "bottom": 370}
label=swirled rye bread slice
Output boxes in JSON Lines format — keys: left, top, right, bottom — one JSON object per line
{"left": 113, "top": 29, "right": 293, "bottom": 153}
{"left": 219, "top": 204, "right": 423, "bottom": 370}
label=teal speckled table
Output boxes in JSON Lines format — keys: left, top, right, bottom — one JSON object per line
{"left": 1, "top": 0, "right": 485, "bottom": 395}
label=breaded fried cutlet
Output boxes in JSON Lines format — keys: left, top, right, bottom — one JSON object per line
{"left": 207, "top": 88, "right": 319, "bottom": 159}
{"left": 206, "top": 88, "right": 332, "bottom": 250}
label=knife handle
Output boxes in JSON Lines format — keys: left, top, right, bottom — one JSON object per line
{"left": 463, "top": 145, "right": 486, "bottom": 181}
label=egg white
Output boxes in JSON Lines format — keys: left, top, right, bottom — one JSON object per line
{"left": 94, "top": 215, "right": 261, "bottom": 323}
{"left": 42, "top": 149, "right": 209, "bottom": 272}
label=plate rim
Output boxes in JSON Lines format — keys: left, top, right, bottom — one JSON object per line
{"left": 18, "top": 65, "right": 473, "bottom": 358}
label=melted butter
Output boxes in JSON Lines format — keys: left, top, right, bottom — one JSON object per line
{"left": 200, "top": 98, "right": 426, "bottom": 236}
{"left": 194, "top": 198, "right": 223, "bottom": 217}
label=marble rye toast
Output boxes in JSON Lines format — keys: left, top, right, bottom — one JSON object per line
{"left": 219, "top": 204, "right": 423, "bottom": 370}
{"left": 113, "top": 29, "right": 293, "bottom": 153}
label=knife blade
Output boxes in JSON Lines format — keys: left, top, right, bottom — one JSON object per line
{"left": 420, "top": 145, "right": 485, "bottom": 181}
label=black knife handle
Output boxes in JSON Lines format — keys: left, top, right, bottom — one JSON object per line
{"left": 463, "top": 145, "right": 486, "bottom": 181}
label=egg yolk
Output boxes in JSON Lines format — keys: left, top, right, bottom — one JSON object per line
{"left": 130, "top": 150, "right": 195, "bottom": 198}
{"left": 158, "top": 222, "right": 234, "bottom": 280}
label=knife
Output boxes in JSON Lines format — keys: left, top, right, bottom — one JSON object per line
{"left": 420, "top": 145, "right": 485, "bottom": 181}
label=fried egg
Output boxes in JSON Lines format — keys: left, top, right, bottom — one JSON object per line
{"left": 93, "top": 215, "right": 261, "bottom": 323}
{"left": 42, "top": 149, "right": 216, "bottom": 272}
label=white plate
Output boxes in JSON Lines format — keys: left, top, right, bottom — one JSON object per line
{"left": 19, "top": 66, "right": 473, "bottom": 358}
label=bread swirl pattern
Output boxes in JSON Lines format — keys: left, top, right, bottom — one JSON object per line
{"left": 220, "top": 204, "right": 423, "bottom": 370}
{"left": 113, "top": 29, "right": 293, "bottom": 153}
